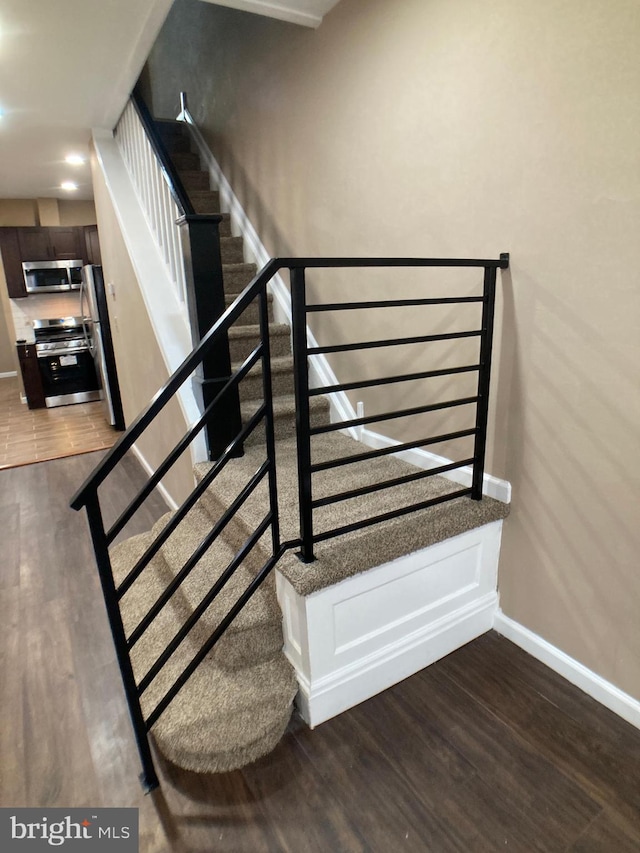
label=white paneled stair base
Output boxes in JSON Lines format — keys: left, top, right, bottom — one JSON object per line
{"left": 276, "top": 520, "right": 503, "bottom": 727}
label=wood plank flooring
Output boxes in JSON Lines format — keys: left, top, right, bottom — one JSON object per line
{"left": 0, "top": 376, "right": 118, "bottom": 470}
{"left": 2, "top": 450, "right": 640, "bottom": 852}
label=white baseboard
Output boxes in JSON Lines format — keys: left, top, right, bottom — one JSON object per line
{"left": 494, "top": 610, "right": 640, "bottom": 731}
{"left": 130, "top": 443, "right": 179, "bottom": 511}
{"left": 360, "top": 425, "right": 511, "bottom": 503}
{"left": 0, "top": 371, "right": 17, "bottom": 379}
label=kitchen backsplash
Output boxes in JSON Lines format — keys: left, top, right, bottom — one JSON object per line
{"left": 10, "top": 292, "right": 83, "bottom": 342}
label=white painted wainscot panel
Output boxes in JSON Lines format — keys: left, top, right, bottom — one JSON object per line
{"left": 276, "top": 520, "right": 503, "bottom": 727}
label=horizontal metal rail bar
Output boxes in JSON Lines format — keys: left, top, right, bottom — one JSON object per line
{"left": 127, "top": 460, "right": 270, "bottom": 649}
{"left": 312, "top": 459, "right": 476, "bottom": 509}
{"left": 116, "top": 405, "right": 266, "bottom": 600}
{"left": 145, "top": 547, "right": 286, "bottom": 730}
{"left": 281, "top": 255, "right": 510, "bottom": 270}
{"left": 308, "top": 329, "right": 481, "bottom": 356}
{"left": 71, "top": 255, "right": 508, "bottom": 509}
{"left": 106, "top": 345, "right": 263, "bottom": 545}
{"left": 311, "top": 396, "right": 479, "bottom": 435}
{"left": 313, "top": 487, "right": 472, "bottom": 544}
{"left": 306, "top": 296, "right": 484, "bottom": 312}
{"left": 137, "top": 512, "right": 272, "bottom": 695}
{"left": 310, "top": 428, "right": 478, "bottom": 473}
{"left": 308, "top": 364, "right": 480, "bottom": 397}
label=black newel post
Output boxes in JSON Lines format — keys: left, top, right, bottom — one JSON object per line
{"left": 177, "top": 214, "right": 242, "bottom": 460}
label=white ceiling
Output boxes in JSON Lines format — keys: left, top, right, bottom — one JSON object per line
{"left": 0, "top": 0, "right": 339, "bottom": 202}
{"left": 0, "top": 0, "right": 174, "bottom": 201}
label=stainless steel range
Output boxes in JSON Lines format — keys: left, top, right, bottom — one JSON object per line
{"left": 34, "top": 317, "right": 101, "bottom": 408}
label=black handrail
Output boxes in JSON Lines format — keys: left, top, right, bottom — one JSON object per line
{"left": 130, "top": 86, "right": 194, "bottom": 216}
{"left": 71, "top": 251, "right": 509, "bottom": 793}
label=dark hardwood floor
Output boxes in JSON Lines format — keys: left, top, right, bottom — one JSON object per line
{"left": 2, "top": 451, "right": 640, "bottom": 852}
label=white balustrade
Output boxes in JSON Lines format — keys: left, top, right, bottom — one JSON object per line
{"left": 115, "top": 100, "right": 187, "bottom": 305}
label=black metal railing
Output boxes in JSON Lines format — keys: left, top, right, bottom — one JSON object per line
{"left": 71, "top": 253, "right": 508, "bottom": 791}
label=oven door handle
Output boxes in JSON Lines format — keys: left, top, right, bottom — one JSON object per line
{"left": 37, "top": 347, "right": 90, "bottom": 358}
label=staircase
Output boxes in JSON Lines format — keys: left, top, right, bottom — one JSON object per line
{"left": 74, "top": 99, "right": 510, "bottom": 790}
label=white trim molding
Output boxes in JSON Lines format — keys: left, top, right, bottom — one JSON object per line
{"left": 0, "top": 371, "right": 18, "bottom": 379}
{"left": 278, "top": 521, "right": 503, "bottom": 727}
{"left": 198, "top": 0, "right": 340, "bottom": 29}
{"left": 494, "top": 611, "right": 640, "bottom": 732}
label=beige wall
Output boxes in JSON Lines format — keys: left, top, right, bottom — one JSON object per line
{"left": 90, "top": 150, "right": 194, "bottom": 506}
{"left": 146, "top": 0, "right": 640, "bottom": 699}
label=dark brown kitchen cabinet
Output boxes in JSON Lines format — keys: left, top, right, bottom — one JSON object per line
{"left": 0, "top": 228, "right": 25, "bottom": 298}
{"left": 16, "top": 342, "right": 46, "bottom": 409}
{"left": 83, "top": 225, "right": 102, "bottom": 265}
{"left": 0, "top": 225, "right": 89, "bottom": 297}
{"left": 17, "top": 227, "right": 84, "bottom": 262}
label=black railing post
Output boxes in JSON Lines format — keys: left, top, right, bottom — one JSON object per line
{"left": 83, "top": 492, "right": 159, "bottom": 792}
{"left": 258, "top": 285, "right": 281, "bottom": 555}
{"left": 290, "top": 266, "right": 315, "bottom": 562}
{"left": 471, "top": 265, "right": 498, "bottom": 500}
{"left": 177, "top": 214, "right": 243, "bottom": 460}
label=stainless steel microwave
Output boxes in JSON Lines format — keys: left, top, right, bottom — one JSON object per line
{"left": 22, "top": 259, "right": 84, "bottom": 293}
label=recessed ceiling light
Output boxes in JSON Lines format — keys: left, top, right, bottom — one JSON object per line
{"left": 61, "top": 181, "right": 78, "bottom": 192}
{"left": 65, "top": 154, "right": 85, "bottom": 166}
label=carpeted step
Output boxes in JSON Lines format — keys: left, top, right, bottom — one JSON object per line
{"left": 147, "top": 655, "right": 297, "bottom": 774}
{"left": 220, "top": 236, "right": 245, "bottom": 265}
{"left": 171, "top": 151, "right": 200, "bottom": 171}
{"left": 194, "top": 432, "right": 510, "bottom": 596}
{"left": 228, "top": 323, "right": 290, "bottom": 362}
{"left": 223, "top": 262, "right": 258, "bottom": 294}
{"left": 241, "top": 393, "right": 330, "bottom": 446}
{"left": 178, "top": 169, "right": 210, "bottom": 191}
{"left": 190, "top": 190, "right": 221, "bottom": 214}
{"left": 237, "top": 355, "right": 293, "bottom": 401}
{"left": 218, "top": 214, "right": 232, "bottom": 239}
{"left": 109, "top": 528, "right": 297, "bottom": 775}
{"left": 152, "top": 506, "right": 284, "bottom": 671}
{"left": 156, "top": 124, "right": 191, "bottom": 155}
{"left": 226, "top": 291, "right": 273, "bottom": 326}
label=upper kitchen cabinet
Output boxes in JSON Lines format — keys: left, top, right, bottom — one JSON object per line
{"left": 83, "top": 225, "right": 102, "bottom": 265}
{"left": 0, "top": 225, "right": 94, "bottom": 298}
{"left": 0, "top": 228, "right": 25, "bottom": 299}
{"left": 18, "top": 226, "right": 85, "bottom": 261}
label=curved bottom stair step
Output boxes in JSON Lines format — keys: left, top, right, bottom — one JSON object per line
{"left": 147, "top": 656, "right": 297, "bottom": 775}
{"left": 110, "top": 531, "right": 298, "bottom": 776}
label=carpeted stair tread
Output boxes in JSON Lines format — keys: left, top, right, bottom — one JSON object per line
{"left": 189, "top": 190, "right": 221, "bottom": 213}
{"left": 178, "top": 170, "right": 210, "bottom": 191}
{"left": 194, "top": 432, "right": 509, "bottom": 595}
{"left": 226, "top": 290, "right": 273, "bottom": 326}
{"left": 148, "top": 656, "right": 297, "bottom": 774}
{"left": 229, "top": 323, "right": 291, "bottom": 361}
{"left": 151, "top": 507, "right": 284, "bottom": 671}
{"left": 220, "top": 236, "right": 245, "bottom": 264}
{"left": 223, "top": 262, "right": 258, "bottom": 293}
{"left": 236, "top": 354, "right": 293, "bottom": 401}
{"left": 241, "top": 394, "right": 330, "bottom": 445}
